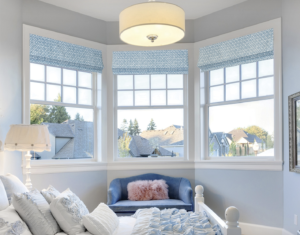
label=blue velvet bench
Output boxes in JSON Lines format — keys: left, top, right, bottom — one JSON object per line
{"left": 107, "top": 173, "right": 194, "bottom": 213}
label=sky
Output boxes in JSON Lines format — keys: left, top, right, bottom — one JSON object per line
{"left": 118, "top": 109, "right": 184, "bottom": 131}
{"left": 209, "top": 99, "right": 274, "bottom": 134}
{"left": 66, "top": 107, "right": 93, "bottom": 122}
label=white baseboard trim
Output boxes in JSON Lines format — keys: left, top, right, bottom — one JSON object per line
{"left": 282, "top": 229, "right": 294, "bottom": 235}
{"left": 239, "top": 222, "right": 283, "bottom": 235}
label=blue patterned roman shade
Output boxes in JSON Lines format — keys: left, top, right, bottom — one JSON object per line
{"left": 112, "top": 50, "right": 189, "bottom": 75}
{"left": 30, "top": 34, "right": 104, "bottom": 73}
{"left": 198, "top": 29, "right": 274, "bottom": 72}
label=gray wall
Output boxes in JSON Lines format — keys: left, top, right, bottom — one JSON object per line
{"left": 195, "top": 170, "right": 283, "bottom": 227}
{"left": 31, "top": 171, "right": 107, "bottom": 212}
{"left": 193, "top": 0, "right": 282, "bottom": 42}
{"left": 282, "top": 0, "right": 300, "bottom": 233}
{"left": 192, "top": 0, "right": 284, "bottom": 228}
{"left": 0, "top": 0, "right": 23, "bottom": 179}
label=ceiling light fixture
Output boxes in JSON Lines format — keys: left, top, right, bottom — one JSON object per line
{"left": 119, "top": 0, "right": 185, "bottom": 47}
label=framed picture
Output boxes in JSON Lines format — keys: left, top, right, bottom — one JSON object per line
{"left": 289, "top": 91, "right": 300, "bottom": 173}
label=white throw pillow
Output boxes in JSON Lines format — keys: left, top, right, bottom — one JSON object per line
{"left": 50, "top": 189, "right": 89, "bottom": 235}
{"left": 0, "top": 179, "right": 9, "bottom": 211}
{"left": 12, "top": 189, "right": 61, "bottom": 235}
{"left": 0, "top": 205, "right": 32, "bottom": 235}
{"left": 83, "top": 203, "right": 119, "bottom": 235}
{"left": 41, "top": 185, "right": 60, "bottom": 204}
{"left": 0, "top": 173, "right": 28, "bottom": 204}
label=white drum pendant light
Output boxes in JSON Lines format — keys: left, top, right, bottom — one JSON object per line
{"left": 119, "top": 0, "right": 185, "bottom": 47}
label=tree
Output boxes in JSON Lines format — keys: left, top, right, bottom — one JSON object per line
{"left": 266, "top": 134, "right": 274, "bottom": 149}
{"left": 229, "top": 140, "right": 237, "bottom": 157}
{"left": 244, "top": 125, "right": 268, "bottom": 144}
{"left": 30, "top": 104, "right": 49, "bottom": 124}
{"left": 128, "top": 120, "right": 134, "bottom": 136}
{"left": 120, "top": 119, "right": 128, "bottom": 132}
{"left": 132, "top": 119, "right": 141, "bottom": 136}
{"left": 46, "top": 94, "right": 70, "bottom": 123}
{"left": 147, "top": 118, "right": 157, "bottom": 130}
{"left": 75, "top": 113, "right": 84, "bottom": 121}
{"left": 118, "top": 133, "right": 132, "bottom": 158}
{"left": 209, "top": 143, "right": 215, "bottom": 156}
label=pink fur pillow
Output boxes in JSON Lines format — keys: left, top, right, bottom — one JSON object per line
{"left": 127, "top": 180, "right": 169, "bottom": 201}
{"left": 150, "top": 180, "right": 169, "bottom": 200}
{"left": 127, "top": 180, "right": 153, "bottom": 201}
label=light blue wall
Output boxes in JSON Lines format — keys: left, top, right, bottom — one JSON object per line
{"left": 0, "top": 0, "right": 23, "bottom": 179}
{"left": 282, "top": 0, "right": 300, "bottom": 233}
{"left": 31, "top": 171, "right": 107, "bottom": 212}
{"left": 193, "top": 0, "right": 284, "bottom": 228}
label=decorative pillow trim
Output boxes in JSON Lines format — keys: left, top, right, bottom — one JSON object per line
{"left": 0, "top": 218, "right": 26, "bottom": 235}
{"left": 61, "top": 192, "right": 89, "bottom": 224}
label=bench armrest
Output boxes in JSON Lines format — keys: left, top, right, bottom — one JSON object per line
{"left": 179, "top": 178, "right": 194, "bottom": 210}
{"left": 107, "top": 179, "right": 122, "bottom": 205}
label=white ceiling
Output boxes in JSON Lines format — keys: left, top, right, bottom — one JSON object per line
{"left": 40, "top": 0, "right": 247, "bottom": 22}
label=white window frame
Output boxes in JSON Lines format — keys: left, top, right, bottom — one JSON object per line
{"left": 23, "top": 25, "right": 107, "bottom": 174}
{"left": 113, "top": 74, "right": 189, "bottom": 162}
{"left": 194, "top": 18, "right": 283, "bottom": 171}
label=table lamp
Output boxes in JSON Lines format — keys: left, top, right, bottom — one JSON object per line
{"left": 4, "top": 125, "right": 51, "bottom": 190}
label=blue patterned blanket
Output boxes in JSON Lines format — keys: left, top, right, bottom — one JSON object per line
{"left": 131, "top": 208, "right": 222, "bottom": 235}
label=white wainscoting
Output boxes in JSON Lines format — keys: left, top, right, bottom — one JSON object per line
{"left": 239, "top": 222, "right": 288, "bottom": 235}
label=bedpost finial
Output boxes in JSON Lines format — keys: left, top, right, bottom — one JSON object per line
{"left": 225, "top": 206, "right": 240, "bottom": 228}
{"left": 195, "top": 185, "right": 204, "bottom": 197}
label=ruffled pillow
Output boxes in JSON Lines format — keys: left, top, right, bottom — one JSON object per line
{"left": 150, "top": 180, "right": 169, "bottom": 200}
{"left": 128, "top": 180, "right": 153, "bottom": 201}
{"left": 41, "top": 185, "right": 60, "bottom": 204}
{"left": 50, "top": 189, "right": 89, "bottom": 235}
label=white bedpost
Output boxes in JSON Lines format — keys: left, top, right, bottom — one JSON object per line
{"left": 194, "top": 185, "right": 204, "bottom": 212}
{"left": 225, "top": 207, "right": 242, "bottom": 235}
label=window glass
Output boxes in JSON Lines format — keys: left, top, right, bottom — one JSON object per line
{"left": 210, "top": 69, "right": 224, "bottom": 86}
{"left": 117, "top": 109, "right": 184, "bottom": 158}
{"left": 209, "top": 99, "right": 274, "bottom": 157}
{"left": 30, "top": 104, "right": 94, "bottom": 160}
{"left": 47, "top": 66, "right": 61, "bottom": 84}
{"left": 29, "top": 63, "right": 95, "bottom": 161}
{"left": 207, "top": 60, "right": 275, "bottom": 158}
{"left": 241, "top": 62, "right": 256, "bottom": 80}
{"left": 30, "top": 64, "right": 45, "bottom": 82}
{"left": 78, "top": 72, "right": 92, "bottom": 88}
{"left": 116, "top": 74, "right": 185, "bottom": 158}
{"left": 118, "top": 75, "right": 133, "bottom": 90}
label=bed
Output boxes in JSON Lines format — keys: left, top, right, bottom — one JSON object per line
{"left": 194, "top": 185, "right": 242, "bottom": 235}
{"left": 56, "top": 185, "right": 242, "bottom": 235}
{"left": 112, "top": 185, "right": 242, "bottom": 235}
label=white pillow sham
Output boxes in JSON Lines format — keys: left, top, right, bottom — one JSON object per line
{"left": 41, "top": 185, "right": 60, "bottom": 204}
{"left": 12, "top": 189, "right": 61, "bottom": 235}
{"left": 50, "top": 188, "right": 89, "bottom": 235}
{"left": 0, "top": 173, "right": 28, "bottom": 204}
{"left": 0, "top": 205, "right": 32, "bottom": 235}
{"left": 0, "top": 179, "right": 9, "bottom": 211}
{"left": 83, "top": 203, "right": 119, "bottom": 235}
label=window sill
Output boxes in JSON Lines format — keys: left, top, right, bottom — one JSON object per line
{"left": 108, "top": 160, "right": 195, "bottom": 171}
{"left": 25, "top": 160, "right": 107, "bottom": 174}
{"left": 194, "top": 160, "right": 283, "bottom": 171}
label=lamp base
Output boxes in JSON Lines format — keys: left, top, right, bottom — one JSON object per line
{"left": 25, "top": 151, "right": 32, "bottom": 190}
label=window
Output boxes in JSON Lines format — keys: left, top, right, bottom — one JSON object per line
{"left": 30, "top": 63, "right": 96, "bottom": 160}
{"left": 115, "top": 74, "right": 186, "bottom": 159}
{"left": 205, "top": 59, "right": 275, "bottom": 158}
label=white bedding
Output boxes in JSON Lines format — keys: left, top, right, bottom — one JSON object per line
{"left": 55, "top": 217, "right": 137, "bottom": 235}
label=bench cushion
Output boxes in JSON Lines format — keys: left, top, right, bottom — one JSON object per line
{"left": 109, "top": 199, "right": 192, "bottom": 212}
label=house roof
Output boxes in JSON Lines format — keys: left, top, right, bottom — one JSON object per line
{"left": 51, "top": 120, "right": 94, "bottom": 159}
{"left": 140, "top": 125, "right": 184, "bottom": 146}
{"left": 228, "top": 129, "right": 263, "bottom": 144}
{"left": 118, "top": 129, "right": 173, "bottom": 157}
{"left": 43, "top": 123, "right": 75, "bottom": 138}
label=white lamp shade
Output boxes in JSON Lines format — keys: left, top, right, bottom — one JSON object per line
{"left": 4, "top": 125, "right": 51, "bottom": 152}
{"left": 119, "top": 2, "right": 185, "bottom": 47}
